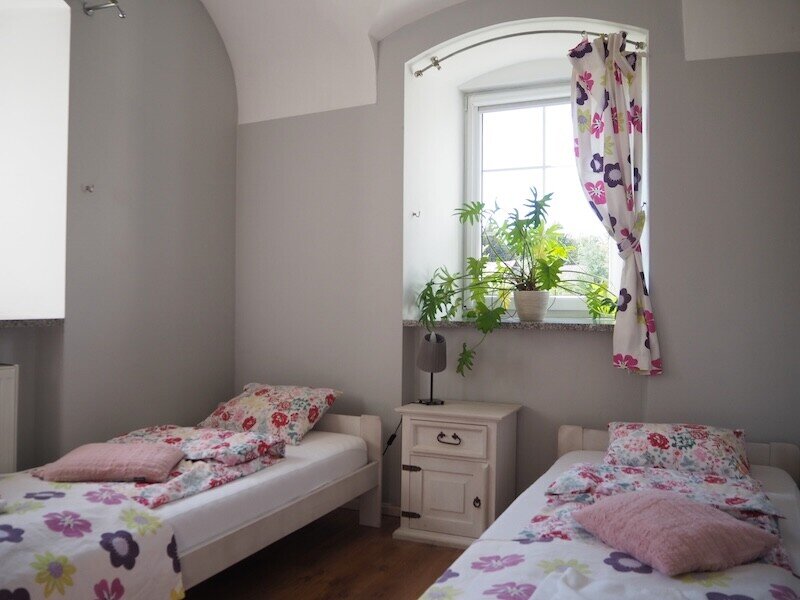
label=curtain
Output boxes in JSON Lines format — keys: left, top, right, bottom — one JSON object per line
{"left": 569, "top": 32, "right": 662, "bottom": 375}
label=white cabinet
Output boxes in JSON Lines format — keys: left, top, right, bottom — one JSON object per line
{"left": 393, "top": 401, "right": 520, "bottom": 548}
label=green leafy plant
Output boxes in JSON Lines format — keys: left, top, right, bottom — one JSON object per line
{"left": 417, "top": 188, "right": 617, "bottom": 375}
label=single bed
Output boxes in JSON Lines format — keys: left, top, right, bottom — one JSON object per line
{"left": 422, "top": 425, "right": 800, "bottom": 599}
{"left": 172, "top": 413, "right": 382, "bottom": 588}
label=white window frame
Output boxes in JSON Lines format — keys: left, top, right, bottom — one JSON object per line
{"left": 464, "top": 83, "right": 618, "bottom": 318}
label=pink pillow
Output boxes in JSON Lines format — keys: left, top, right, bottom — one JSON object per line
{"left": 573, "top": 490, "right": 778, "bottom": 576}
{"left": 38, "top": 443, "right": 185, "bottom": 483}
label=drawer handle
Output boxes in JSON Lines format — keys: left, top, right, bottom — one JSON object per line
{"left": 473, "top": 496, "right": 481, "bottom": 508}
{"left": 436, "top": 431, "right": 462, "bottom": 446}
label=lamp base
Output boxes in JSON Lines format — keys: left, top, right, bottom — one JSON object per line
{"left": 418, "top": 398, "right": 444, "bottom": 406}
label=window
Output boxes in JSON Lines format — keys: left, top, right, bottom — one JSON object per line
{"left": 465, "top": 85, "right": 622, "bottom": 317}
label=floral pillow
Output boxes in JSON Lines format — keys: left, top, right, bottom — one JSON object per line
{"left": 109, "top": 425, "right": 285, "bottom": 466}
{"left": 198, "top": 383, "right": 340, "bottom": 445}
{"left": 604, "top": 422, "right": 750, "bottom": 478}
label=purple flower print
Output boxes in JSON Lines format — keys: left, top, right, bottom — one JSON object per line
{"left": 617, "top": 288, "right": 632, "bottom": 311}
{"left": 645, "top": 331, "right": 651, "bottom": 350}
{"left": 436, "top": 569, "right": 459, "bottom": 584}
{"left": 640, "top": 272, "right": 649, "bottom": 295}
{"left": 590, "top": 113, "right": 604, "bottom": 138}
{"left": 603, "top": 551, "right": 652, "bottom": 574}
{"left": 100, "top": 530, "right": 140, "bottom": 570}
{"left": 44, "top": 511, "right": 92, "bottom": 538}
{"left": 0, "top": 590, "right": 31, "bottom": 600}
{"left": 603, "top": 162, "right": 623, "bottom": 188}
{"left": 707, "top": 594, "right": 754, "bottom": 600}
{"left": 84, "top": 488, "right": 127, "bottom": 506}
{"left": 633, "top": 167, "right": 641, "bottom": 191}
{"left": 575, "top": 82, "right": 588, "bottom": 106}
{"left": 93, "top": 578, "right": 124, "bottom": 600}
{"left": 770, "top": 585, "right": 800, "bottom": 600}
{"left": 589, "top": 153, "right": 603, "bottom": 174}
{"left": 471, "top": 554, "right": 525, "bottom": 573}
{"left": 602, "top": 90, "right": 610, "bottom": 111}
{"left": 627, "top": 53, "right": 638, "bottom": 72}
{"left": 24, "top": 491, "right": 65, "bottom": 501}
{"left": 609, "top": 215, "right": 617, "bottom": 230}
{"left": 0, "top": 524, "right": 24, "bottom": 543}
{"left": 584, "top": 181, "right": 606, "bottom": 205}
{"left": 483, "top": 582, "right": 536, "bottom": 600}
{"left": 568, "top": 39, "right": 592, "bottom": 59}
{"left": 166, "top": 535, "right": 181, "bottom": 573}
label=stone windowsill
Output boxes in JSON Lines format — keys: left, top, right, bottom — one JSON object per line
{"left": 0, "top": 319, "right": 64, "bottom": 329}
{"left": 403, "top": 317, "right": 614, "bottom": 333}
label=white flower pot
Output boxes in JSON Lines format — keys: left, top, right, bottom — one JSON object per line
{"left": 514, "top": 290, "right": 550, "bottom": 322}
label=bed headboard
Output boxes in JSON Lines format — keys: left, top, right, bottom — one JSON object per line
{"left": 558, "top": 425, "right": 800, "bottom": 484}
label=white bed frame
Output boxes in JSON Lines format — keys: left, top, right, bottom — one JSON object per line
{"left": 181, "top": 414, "right": 382, "bottom": 589}
{"left": 557, "top": 425, "right": 800, "bottom": 484}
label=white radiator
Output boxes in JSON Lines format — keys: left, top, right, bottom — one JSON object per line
{"left": 0, "top": 364, "right": 19, "bottom": 473}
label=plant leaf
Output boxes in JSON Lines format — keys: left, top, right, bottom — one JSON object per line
{"left": 456, "top": 343, "right": 475, "bottom": 376}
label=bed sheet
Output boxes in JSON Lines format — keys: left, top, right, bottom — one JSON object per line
{"left": 156, "top": 430, "right": 367, "bottom": 554}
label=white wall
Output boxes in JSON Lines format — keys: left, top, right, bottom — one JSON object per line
{"left": 236, "top": 0, "right": 800, "bottom": 506}
{"left": 682, "top": 0, "right": 800, "bottom": 61}
{"left": 0, "top": 0, "right": 70, "bottom": 320}
{"left": 0, "top": 0, "right": 238, "bottom": 466}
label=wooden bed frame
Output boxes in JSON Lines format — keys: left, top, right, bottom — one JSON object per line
{"left": 181, "top": 413, "right": 382, "bottom": 589}
{"left": 557, "top": 425, "right": 800, "bottom": 484}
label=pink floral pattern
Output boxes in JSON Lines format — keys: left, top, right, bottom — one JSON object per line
{"left": 471, "top": 554, "right": 525, "bottom": 572}
{"left": 199, "top": 383, "right": 339, "bottom": 445}
{"left": 44, "top": 511, "right": 92, "bottom": 538}
{"left": 570, "top": 32, "right": 661, "bottom": 375}
{"left": 110, "top": 425, "right": 284, "bottom": 467}
{"left": 605, "top": 422, "right": 750, "bottom": 478}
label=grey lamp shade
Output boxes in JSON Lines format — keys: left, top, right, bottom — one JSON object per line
{"left": 416, "top": 332, "right": 446, "bottom": 373}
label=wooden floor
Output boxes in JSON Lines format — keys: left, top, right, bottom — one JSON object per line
{"left": 187, "top": 509, "right": 462, "bottom": 599}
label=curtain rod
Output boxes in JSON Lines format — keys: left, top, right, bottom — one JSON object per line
{"left": 413, "top": 29, "right": 645, "bottom": 77}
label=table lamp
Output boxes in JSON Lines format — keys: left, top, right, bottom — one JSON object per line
{"left": 417, "top": 332, "right": 446, "bottom": 405}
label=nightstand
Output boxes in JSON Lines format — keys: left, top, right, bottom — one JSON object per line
{"left": 392, "top": 400, "right": 521, "bottom": 548}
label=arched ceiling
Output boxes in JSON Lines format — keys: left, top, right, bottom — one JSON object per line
{"left": 199, "top": 0, "right": 468, "bottom": 124}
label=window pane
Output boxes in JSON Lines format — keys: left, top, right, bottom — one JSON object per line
{"left": 544, "top": 103, "right": 574, "bottom": 167}
{"left": 482, "top": 168, "right": 544, "bottom": 219}
{"left": 545, "top": 166, "right": 599, "bottom": 239}
{"left": 482, "top": 107, "right": 543, "bottom": 170}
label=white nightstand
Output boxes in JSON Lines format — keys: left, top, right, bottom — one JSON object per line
{"left": 392, "top": 400, "right": 521, "bottom": 548}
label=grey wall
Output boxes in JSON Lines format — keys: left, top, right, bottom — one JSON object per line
{"left": 0, "top": 0, "right": 237, "bottom": 467}
{"left": 236, "top": 0, "right": 800, "bottom": 506}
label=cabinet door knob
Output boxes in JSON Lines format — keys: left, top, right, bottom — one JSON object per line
{"left": 473, "top": 496, "right": 481, "bottom": 508}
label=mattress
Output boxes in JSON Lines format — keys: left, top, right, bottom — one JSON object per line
{"left": 156, "top": 430, "right": 367, "bottom": 554}
{"left": 482, "top": 450, "right": 800, "bottom": 571}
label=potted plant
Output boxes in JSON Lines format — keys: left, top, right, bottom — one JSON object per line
{"left": 417, "top": 188, "right": 617, "bottom": 375}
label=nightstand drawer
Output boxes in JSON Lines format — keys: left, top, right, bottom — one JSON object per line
{"left": 410, "top": 419, "right": 488, "bottom": 460}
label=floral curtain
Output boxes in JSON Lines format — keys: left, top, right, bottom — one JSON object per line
{"left": 569, "top": 32, "right": 662, "bottom": 375}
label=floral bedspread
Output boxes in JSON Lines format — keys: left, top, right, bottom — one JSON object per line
{"left": 102, "top": 425, "right": 285, "bottom": 508}
{"left": 0, "top": 471, "right": 183, "bottom": 600}
{"left": 422, "top": 465, "right": 800, "bottom": 599}
{"left": 421, "top": 539, "right": 800, "bottom": 600}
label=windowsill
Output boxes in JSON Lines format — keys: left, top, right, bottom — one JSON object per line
{"left": 0, "top": 319, "right": 64, "bottom": 329}
{"left": 403, "top": 317, "right": 614, "bottom": 333}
